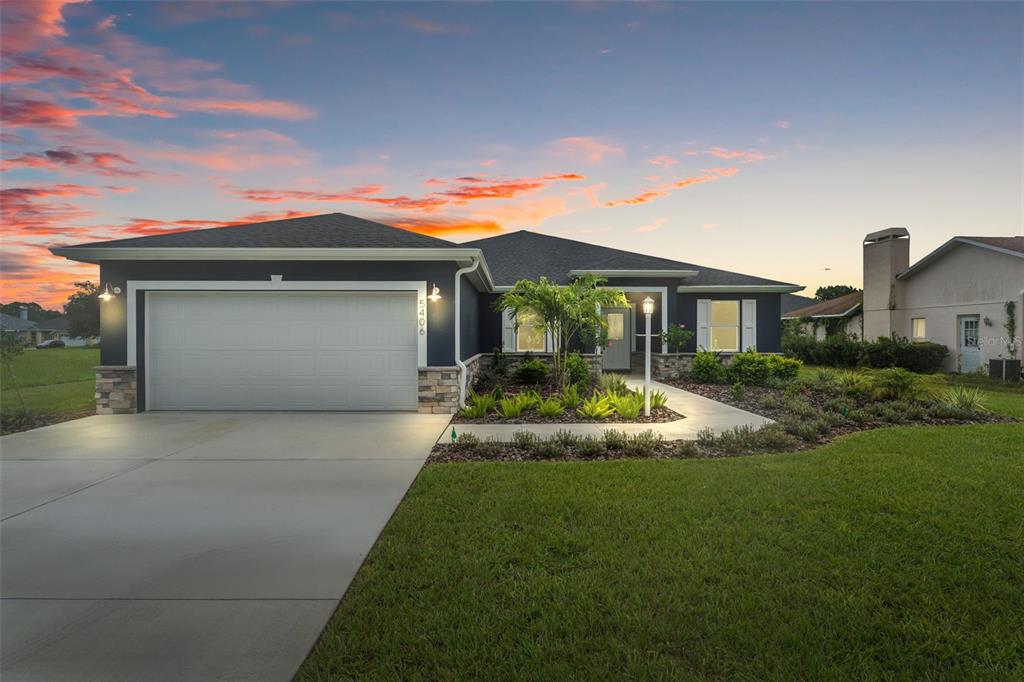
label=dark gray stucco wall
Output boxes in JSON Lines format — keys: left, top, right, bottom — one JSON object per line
{"left": 676, "top": 292, "right": 783, "bottom": 352}
{"left": 98, "top": 260, "right": 465, "bottom": 410}
{"left": 477, "top": 292, "right": 503, "bottom": 356}
{"left": 459, "top": 276, "right": 480, "bottom": 361}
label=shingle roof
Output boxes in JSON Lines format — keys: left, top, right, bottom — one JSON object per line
{"left": 62, "top": 213, "right": 459, "bottom": 249}
{"left": 0, "top": 312, "right": 37, "bottom": 331}
{"left": 463, "top": 230, "right": 799, "bottom": 288}
{"left": 781, "top": 293, "right": 817, "bottom": 314}
{"left": 781, "top": 291, "right": 863, "bottom": 319}
{"left": 36, "top": 317, "right": 70, "bottom": 331}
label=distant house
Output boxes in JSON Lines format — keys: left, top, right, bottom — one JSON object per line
{"left": 780, "top": 293, "right": 817, "bottom": 316}
{"left": 862, "top": 229, "right": 1023, "bottom": 373}
{"left": 782, "top": 291, "right": 863, "bottom": 340}
{"left": 0, "top": 308, "right": 98, "bottom": 347}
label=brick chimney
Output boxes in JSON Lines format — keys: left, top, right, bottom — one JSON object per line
{"left": 862, "top": 227, "right": 910, "bottom": 340}
{"left": 19, "top": 306, "right": 29, "bottom": 321}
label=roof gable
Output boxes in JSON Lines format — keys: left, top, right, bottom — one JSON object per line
{"left": 464, "top": 230, "right": 799, "bottom": 288}
{"left": 897, "top": 235, "right": 1024, "bottom": 280}
{"left": 782, "top": 291, "right": 863, "bottom": 319}
{"left": 61, "top": 213, "right": 459, "bottom": 250}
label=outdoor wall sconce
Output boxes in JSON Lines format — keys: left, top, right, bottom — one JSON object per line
{"left": 427, "top": 284, "right": 442, "bottom": 302}
{"left": 98, "top": 283, "right": 121, "bottom": 302}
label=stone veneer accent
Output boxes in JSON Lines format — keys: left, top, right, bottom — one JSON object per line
{"left": 95, "top": 365, "right": 137, "bottom": 414}
{"left": 630, "top": 352, "right": 739, "bottom": 381}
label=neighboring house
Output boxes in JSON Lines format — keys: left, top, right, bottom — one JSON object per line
{"left": 781, "top": 291, "right": 863, "bottom": 340}
{"left": 862, "top": 228, "right": 1024, "bottom": 373}
{"left": 50, "top": 212, "right": 802, "bottom": 414}
{"left": 0, "top": 309, "right": 98, "bottom": 347}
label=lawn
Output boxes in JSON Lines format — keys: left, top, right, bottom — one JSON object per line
{"left": 1, "top": 347, "right": 99, "bottom": 418}
{"left": 298, "top": 423, "right": 1024, "bottom": 680}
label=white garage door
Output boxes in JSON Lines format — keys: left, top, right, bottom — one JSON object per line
{"left": 147, "top": 291, "right": 418, "bottom": 411}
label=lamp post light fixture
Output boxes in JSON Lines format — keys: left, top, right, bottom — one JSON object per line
{"left": 427, "top": 284, "right": 442, "bottom": 302}
{"left": 642, "top": 296, "right": 654, "bottom": 416}
{"left": 98, "top": 283, "right": 121, "bottom": 302}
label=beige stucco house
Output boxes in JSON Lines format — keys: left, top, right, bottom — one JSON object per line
{"left": 862, "top": 228, "right": 1023, "bottom": 373}
{"left": 782, "top": 290, "right": 864, "bottom": 340}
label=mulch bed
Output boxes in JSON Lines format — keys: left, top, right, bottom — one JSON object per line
{"left": 429, "top": 441, "right": 728, "bottom": 465}
{"left": 451, "top": 405, "right": 683, "bottom": 425}
{"left": 1, "top": 409, "right": 94, "bottom": 436}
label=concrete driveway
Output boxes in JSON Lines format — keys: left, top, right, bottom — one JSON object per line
{"left": 0, "top": 411, "right": 450, "bottom": 681}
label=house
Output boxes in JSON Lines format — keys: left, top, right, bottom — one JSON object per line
{"left": 50, "top": 212, "right": 802, "bottom": 414}
{"left": 781, "top": 291, "right": 863, "bottom": 340}
{"left": 862, "top": 228, "right": 1024, "bottom": 373}
{"left": 0, "top": 308, "right": 98, "bottom": 347}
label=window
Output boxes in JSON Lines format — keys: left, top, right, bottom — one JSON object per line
{"left": 516, "top": 309, "right": 546, "bottom": 352}
{"left": 606, "top": 313, "right": 624, "bottom": 341}
{"left": 710, "top": 300, "right": 740, "bottom": 351}
{"left": 912, "top": 318, "right": 927, "bottom": 340}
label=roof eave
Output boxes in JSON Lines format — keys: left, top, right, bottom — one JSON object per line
{"left": 677, "top": 284, "right": 804, "bottom": 293}
{"left": 781, "top": 303, "right": 863, "bottom": 319}
{"left": 896, "top": 237, "right": 1024, "bottom": 281}
{"left": 569, "top": 269, "right": 699, "bottom": 278}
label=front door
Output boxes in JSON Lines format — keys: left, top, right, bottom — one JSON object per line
{"left": 602, "top": 308, "right": 632, "bottom": 370}
{"left": 958, "top": 315, "right": 981, "bottom": 373}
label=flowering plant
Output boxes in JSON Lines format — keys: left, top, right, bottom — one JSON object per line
{"left": 660, "top": 323, "right": 695, "bottom": 352}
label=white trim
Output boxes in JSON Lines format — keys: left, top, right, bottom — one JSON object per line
{"left": 742, "top": 299, "right": 757, "bottom": 351}
{"left": 570, "top": 269, "right": 698, "bottom": 278}
{"left": 454, "top": 257, "right": 481, "bottom": 408}
{"left": 128, "top": 280, "right": 429, "bottom": 369}
{"left": 678, "top": 285, "right": 803, "bottom": 293}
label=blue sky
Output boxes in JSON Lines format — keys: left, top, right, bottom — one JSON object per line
{"left": 2, "top": 1, "right": 1021, "bottom": 305}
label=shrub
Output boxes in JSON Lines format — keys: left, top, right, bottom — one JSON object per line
{"left": 514, "top": 357, "right": 550, "bottom": 385}
{"left": 512, "top": 430, "right": 541, "bottom": 449}
{"left": 497, "top": 394, "right": 531, "bottom": 418}
{"left": 564, "top": 352, "right": 593, "bottom": 388}
{"left": 939, "top": 385, "right": 988, "bottom": 412}
{"left": 784, "top": 396, "right": 818, "bottom": 419}
{"left": 458, "top": 402, "right": 488, "bottom": 419}
{"left": 551, "top": 429, "right": 580, "bottom": 446}
{"left": 599, "top": 373, "right": 629, "bottom": 395}
{"left": 766, "top": 354, "right": 802, "bottom": 380}
{"left": 452, "top": 432, "right": 480, "bottom": 452}
{"left": 780, "top": 418, "right": 821, "bottom": 443}
{"left": 838, "top": 371, "right": 871, "bottom": 399}
{"left": 715, "top": 425, "right": 758, "bottom": 453}
{"left": 727, "top": 351, "right": 772, "bottom": 385}
{"left": 869, "top": 368, "right": 922, "bottom": 401}
{"left": 675, "top": 440, "right": 699, "bottom": 457}
{"left": 609, "top": 391, "right": 644, "bottom": 419}
{"left": 603, "top": 429, "right": 629, "bottom": 450}
{"left": 636, "top": 389, "right": 668, "bottom": 410}
{"left": 690, "top": 350, "right": 726, "bottom": 383}
{"left": 752, "top": 424, "right": 801, "bottom": 450}
{"left": 537, "top": 398, "right": 565, "bottom": 418}
{"left": 622, "top": 430, "right": 663, "bottom": 457}
{"left": 926, "top": 403, "right": 975, "bottom": 420}
{"left": 560, "top": 383, "right": 583, "bottom": 410}
{"left": 696, "top": 427, "right": 716, "bottom": 447}
{"left": 575, "top": 436, "right": 608, "bottom": 458}
{"left": 661, "top": 323, "right": 695, "bottom": 352}
{"left": 578, "top": 394, "right": 615, "bottom": 420}
{"left": 862, "top": 336, "right": 948, "bottom": 373}
{"left": 531, "top": 439, "right": 567, "bottom": 459}
{"left": 490, "top": 347, "right": 511, "bottom": 377}
{"left": 730, "top": 382, "right": 746, "bottom": 401}
{"left": 813, "top": 368, "right": 841, "bottom": 394}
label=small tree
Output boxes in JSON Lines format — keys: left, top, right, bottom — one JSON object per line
{"left": 1, "top": 332, "right": 29, "bottom": 416}
{"left": 64, "top": 281, "right": 100, "bottom": 339}
{"left": 495, "top": 274, "right": 627, "bottom": 383}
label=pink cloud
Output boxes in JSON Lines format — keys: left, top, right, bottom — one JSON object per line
{"left": 1, "top": 147, "right": 155, "bottom": 177}
{"left": 479, "top": 158, "right": 498, "bottom": 167}
{"left": 705, "top": 146, "right": 770, "bottom": 164}
{"left": 647, "top": 155, "right": 678, "bottom": 168}
{"left": 636, "top": 217, "right": 667, "bottom": 233}
{"left": 776, "top": 120, "right": 791, "bottom": 129}
{"left": 398, "top": 16, "right": 471, "bottom": 35}
{"left": 552, "top": 136, "right": 624, "bottom": 164}
{"left": 603, "top": 167, "right": 740, "bottom": 207}
{"left": 173, "top": 97, "right": 315, "bottom": 120}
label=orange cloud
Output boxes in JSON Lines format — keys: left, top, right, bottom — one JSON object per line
{"left": 552, "top": 136, "right": 623, "bottom": 164}
{"left": 603, "top": 167, "right": 740, "bottom": 207}
{"left": 387, "top": 217, "right": 502, "bottom": 236}
{"left": 437, "top": 173, "right": 584, "bottom": 202}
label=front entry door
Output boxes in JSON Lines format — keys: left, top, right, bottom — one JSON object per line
{"left": 602, "top": 308, "right": 632, "bottom": 370}
{"left": 958, "top": 315, "right": 981, "bottom": 373}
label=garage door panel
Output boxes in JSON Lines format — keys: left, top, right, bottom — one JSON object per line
{"left": 147, "top": 291, "right": 418, "bottom": 411}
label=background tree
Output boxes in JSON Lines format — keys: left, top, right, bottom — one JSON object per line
{"left": 496, "top": 275, "right": 627, "bottom": 383}
{"left": 815, "top": 285, "right": 860, "bottom": 301}
{"left": 64, "top": 281, "right": 100, "bottom": 338}
{"left": 0, "top": 302, "right": 61, "bottom": 322}
{"left": 1, "top": 332, "right": 29, "bottom": 415}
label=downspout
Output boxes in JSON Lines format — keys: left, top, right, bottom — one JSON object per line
{"left": 454, "top": 257, "right": 481, "bottom": 408}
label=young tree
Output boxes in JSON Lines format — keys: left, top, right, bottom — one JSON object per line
{"left": 815, "top": 285, "right": 860, "bottom": 301}
{"left": 1, "top": 332, "right": 28, "bottom": 416}
{"left": 495, "top": 274, "right": 627, "bottom": 383}
{"left": 64, "top": 281, "right": 101, "bottom": 339}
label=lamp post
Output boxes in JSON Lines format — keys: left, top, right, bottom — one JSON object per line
{"left": 642, "top": 296, "right": 654, "bottom": 416}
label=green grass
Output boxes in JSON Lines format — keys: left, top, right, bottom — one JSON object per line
{"left": 2, "top": 347, "right": 98, "bottom": 416}
{"left": 797, "top": 364, "right": 1024, "bottom": 418}
{"left": 298, "top": 423, "right": 1024, "bottom": 680}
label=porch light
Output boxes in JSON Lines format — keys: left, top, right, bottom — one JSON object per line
{"left": 98, "top": 283, "right": 121, "bottom": 302}
{"left": 427, "top": 284, "right": 442, "bottom": 302}
{"left": 642, "top": 296, "right": 655, "bottom": 316}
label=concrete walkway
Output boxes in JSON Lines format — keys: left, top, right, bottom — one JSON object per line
{"left": 439, "top": 376, "right": 770, "bottom": 443}
{"left": 1, "top": 411, "right": 450, "bottom": 682}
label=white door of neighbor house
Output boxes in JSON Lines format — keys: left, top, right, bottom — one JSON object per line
{"left": 958, "top": 315, "right": 981, "bottom": 374}
{"left": 146, "top": 291, "right": 418, "bottom": 410}
{"left": 602, "top": 308, "right": 632, "bottom": 371}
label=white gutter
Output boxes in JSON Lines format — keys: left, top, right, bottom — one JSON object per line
{"left": 569, "top": 269, "right": 699, "bottom": 278}
{"left": 677, "top": 284, "right": 804, "bottom": 293}
{"left": 454, "top": 256, "right": 481, "bottom": 408}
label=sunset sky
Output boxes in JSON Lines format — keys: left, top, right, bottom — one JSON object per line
{"left": 2, "top": 1, "right": 1021, "bottom": 308}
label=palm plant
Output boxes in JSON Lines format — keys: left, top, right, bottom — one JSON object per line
{"left": 495, "top": 274, "right": 627, "bottom": 384}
